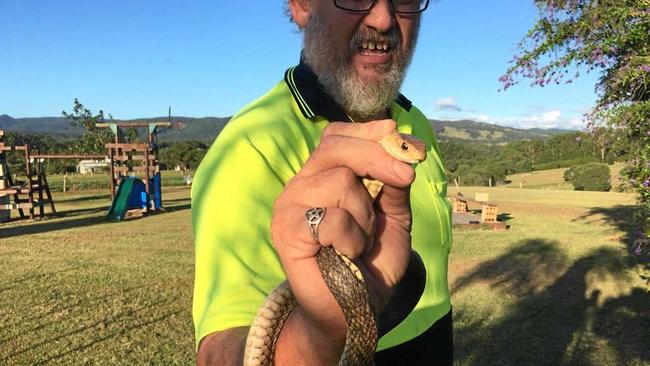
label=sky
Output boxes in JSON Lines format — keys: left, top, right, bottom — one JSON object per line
{"left": 0, "top": 0, "right": 602, "bottom": 130}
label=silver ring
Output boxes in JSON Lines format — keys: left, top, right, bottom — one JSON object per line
{"left": 305, "top": 207, "right": 326, "bottom": 243}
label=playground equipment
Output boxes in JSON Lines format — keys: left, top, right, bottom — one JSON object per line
{"left": 96, "top": 122, "right": 169, "bottom": 221}
{"left": 0, "top": 130, "right": 56, "bottom": 221}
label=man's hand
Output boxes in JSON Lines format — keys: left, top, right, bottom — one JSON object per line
{"left": 271, "top": 119, "right": 416, "bottom": 364}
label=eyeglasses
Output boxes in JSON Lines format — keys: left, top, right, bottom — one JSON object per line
{"left": 334, "top": 0, "right": 429, "bottom": 14}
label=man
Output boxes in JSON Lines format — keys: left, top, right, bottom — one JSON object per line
{"left": 192, "top": 0, "right": 453, "bottom": 364}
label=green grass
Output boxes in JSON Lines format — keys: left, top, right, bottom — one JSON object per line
{"left": 505, "top": 162, "right": 628, "bottom": 190}
{"left": 0, "top": 186, "right": 648, "bottom": 365}
{"left": 443, "top": 126, "right": 473, "bottom": 140}
{"left": 12, "top": 170, "right": 193, "bottom": 192}
{"left": 0, "top": 187, "right": 194, "bottom": 364}
{"left": 450, "top": 187, "right": 648, "bottom": 365}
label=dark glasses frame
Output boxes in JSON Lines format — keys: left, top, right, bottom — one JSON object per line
{"left": 334, "top": 0, "right": 430, "bottom": 14}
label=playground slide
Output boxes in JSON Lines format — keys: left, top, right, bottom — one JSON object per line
{"left": 107, "top": 176, "right": 137, "bottom": 221}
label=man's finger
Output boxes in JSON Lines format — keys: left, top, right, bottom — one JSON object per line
{"left": 276, "top": 206, "right": 371, "bottom": 261}
{"left": 375, "top": 184, "right": 412, "bottom": 218}
{"left": 316, "top": 207, "right": 371, "bottom": 259}
{"left": 300, "top": 135, "right": 415, "bottom": 187}
{"left": 290, "top": 168, "right": 376, "bottom": 240}
{"left": 322, "top": 120, "right": 396, "bottom": 141}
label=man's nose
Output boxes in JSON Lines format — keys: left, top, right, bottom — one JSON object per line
{"left": 363, "top": 0, "right": 395, "bottom": 32}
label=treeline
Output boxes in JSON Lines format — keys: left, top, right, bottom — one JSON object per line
{"left": 439, "top": 129, "right": 633, "bottom": 186}
{"left": 1, "top": 131, "right": 207, "bottom": 175}
{"left": 3, "top": 128, "right": 633, "bottom": 186}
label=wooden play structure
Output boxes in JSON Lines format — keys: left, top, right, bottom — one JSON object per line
{"left": 96, "top": 122, "right": 169, "bottom": 220}
{"left": 0, "top": 130, "right": 56, "bottom": 221}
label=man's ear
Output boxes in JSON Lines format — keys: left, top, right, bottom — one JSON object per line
{"left": 288, "top": 0, "right": 311, "bottom": 28}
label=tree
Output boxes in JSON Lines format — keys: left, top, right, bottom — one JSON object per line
{"left": 62, "top": 99, "right": 114, "bottom": 154}
{"left": 591, "top": 126, "right": 612, "bottom": 162}
{"left": 158, "top": 140, "right": 208, "bottom": 171}
{"left": 502, "top": 0, "right": 650, "bottom": 253}
{"left": 566, "top": 163, "right": 611, "bottom": 191}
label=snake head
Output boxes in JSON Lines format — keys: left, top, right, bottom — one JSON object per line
{"left": 379, "top": 132, "right": 427, "bottom": 164}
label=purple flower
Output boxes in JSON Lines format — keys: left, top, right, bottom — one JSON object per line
{"left": 575, "top": 136, "right": 582, "bottom": 142}
{"left": 635, "top": 244, "right": 643, "bottom": 255}
{"left": 646, "top": 131, "right": 650, "bottom": 137}
{"left": 643, "top": 180, "right": 650, "bottom": 188}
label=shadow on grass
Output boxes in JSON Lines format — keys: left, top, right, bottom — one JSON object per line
{"left": 35, "top": 308, "right": 186, "bottom": 364}
{"left": 56, "top": 206, "right": 108, "bottom": 218}
{"left": 162, "top": 203, "right": 191, "bottom": 213}
{"left": 0, "top": 215, "right": 107, "bottom": 239}
{"left": 0, "top": 267, "right": 81, "bottom": 294}
{"left": 163, "top": 197, "right": 192, "bottom": 204}
{"left": 574, "top": 204, "right": 649, "bottom": 284}
{"left": 1, "top": 293, "right": 183, "bottom": 363}
{"left": 1, "top": 198, "right": 190, "bottom": 238}
{"left": 55, "top": 194, "right": 111, "bottom": 203}
{"left": 497, "top": 212, "right": 513, "bottom": 223}
{"left": 0, "top": 284, "right": 146, "bottom": 341}
{"left": 453, "top": 239, "right": 649, "bottom": 365}
{"left": 574, "top": 205, "right": 639, "bottom": 250}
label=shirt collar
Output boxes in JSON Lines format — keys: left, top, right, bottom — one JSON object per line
{"left": 284, "top": 55, "right": 412, "bottom": 123}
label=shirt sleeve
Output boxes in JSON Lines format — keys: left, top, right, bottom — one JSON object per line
{"left": 191, "top": 136, "right": 288, "bottom": 349}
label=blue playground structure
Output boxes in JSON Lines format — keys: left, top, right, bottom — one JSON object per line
{"left": 106, "top": 174, "right": 162, "bottom": 221}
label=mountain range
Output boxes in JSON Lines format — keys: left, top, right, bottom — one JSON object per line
{"left": 0, "top": 114, "right": 571, "bottom": 144}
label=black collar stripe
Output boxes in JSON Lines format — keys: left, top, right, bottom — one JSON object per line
{"left": 397, "top": 94, "right": 413, "bottom": 111}
{"left": 288, "top": 67, "right": 316, "bottom": 118}
{"left": 284, "top": 67, "right": 314, "bottom": 119}
{"left": 284, "top": 59, "right": 413, "bottom": 122}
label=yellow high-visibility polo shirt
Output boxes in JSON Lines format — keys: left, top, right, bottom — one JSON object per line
{"left": 192, "top": 61, "right": 452, "bottom": 351}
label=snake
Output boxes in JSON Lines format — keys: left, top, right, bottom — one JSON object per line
{"left": 243, "top": 132, "right": 428, "bottom": 366}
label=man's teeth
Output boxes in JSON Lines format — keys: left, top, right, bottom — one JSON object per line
{"left": 361, "top": 41, "right": 389, "bottom": 51}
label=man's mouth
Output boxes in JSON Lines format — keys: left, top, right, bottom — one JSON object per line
{"left": 359, "top": 40, "right": 391, "bottom": 55}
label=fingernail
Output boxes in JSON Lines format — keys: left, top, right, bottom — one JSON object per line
{"left": 392, "top": 160, "right": 414, "bottom": 181}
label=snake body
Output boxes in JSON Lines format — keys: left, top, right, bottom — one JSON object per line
{"left": 243, "top": 132, "right": 427, "bottom": 366}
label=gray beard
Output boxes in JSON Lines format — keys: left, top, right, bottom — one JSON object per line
{"left": 303, "top": 13, "right": 417, "bottom": 120}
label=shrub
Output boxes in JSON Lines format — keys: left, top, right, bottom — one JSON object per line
{"left": 570, "top": 163, "right": 611, "bottom": 192}
{"left": 615, "top": 165, "right": 637, "bottom": 193}
{"left": 563, "top": 168, "right": 574, "bottom": 182}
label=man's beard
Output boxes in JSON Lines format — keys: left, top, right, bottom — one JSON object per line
{"left": 303, "top": 13, "right": 418, "bottom": 120}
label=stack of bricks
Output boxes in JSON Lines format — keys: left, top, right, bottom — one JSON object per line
{"left": 481, "top": 203, "right": 499, "bottom": 223}
{"left": 453, "top": 197, "right": 468, "bottom": 213}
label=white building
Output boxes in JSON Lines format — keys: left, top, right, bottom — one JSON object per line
{"left": 77, "top": 159, "right": 109, "bottom": 175}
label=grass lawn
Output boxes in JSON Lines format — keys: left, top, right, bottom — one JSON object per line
{"left": 451, "top": 187, "right": 648, "bottom": 365}
{"left": 0, "top": 187, "right": 194, "bottom": 365}
{"left": 1, "top": 185, "right": 648, "bottom": 365}
{"left": 505, "top": 162, "right": 628, "bottom": 190}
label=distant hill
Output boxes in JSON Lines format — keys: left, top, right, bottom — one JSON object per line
{"left": 0, "top": 114, "right": 572, "bottom": 144}
{"left": 111, "top": 116, "right": 231, "bottom": 143}
{"left": 0, "top": 114, "right": 84, "bottom": 139}
{"left": 429, "top": 119, "right": 569, "bottom": 144}
{"left": 0, "top": 114, "right": 229, "bottom": 144}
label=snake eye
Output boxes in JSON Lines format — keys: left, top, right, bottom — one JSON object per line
{"left": 401, "top": 142, "right": 409, "bottom": 151}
